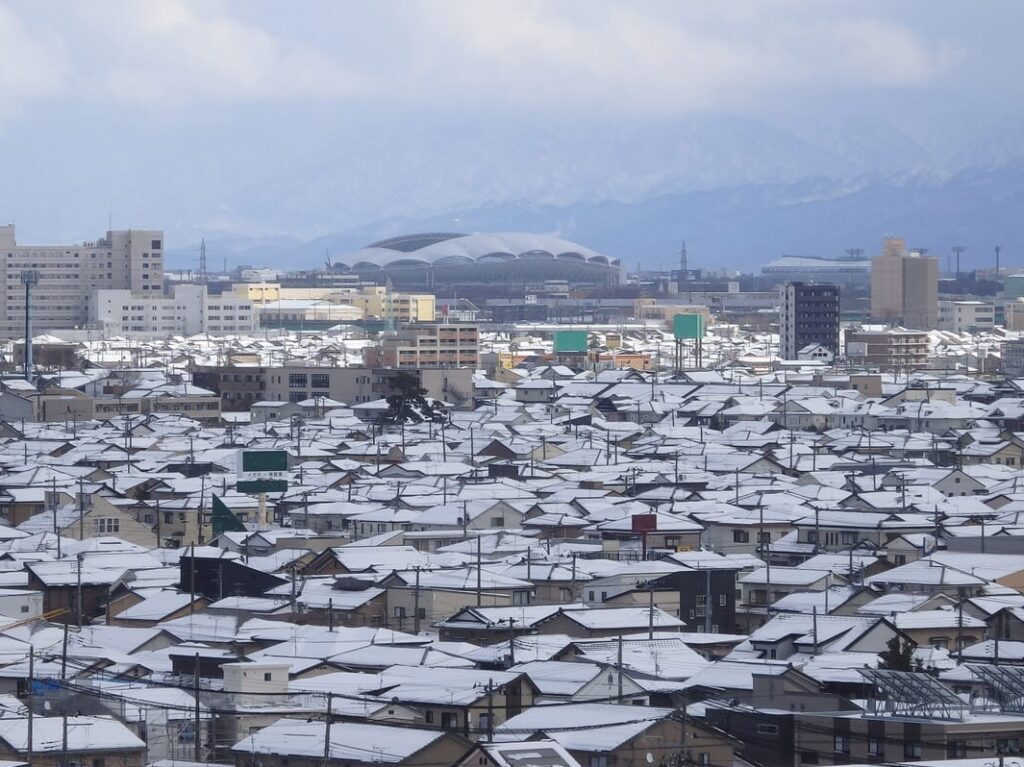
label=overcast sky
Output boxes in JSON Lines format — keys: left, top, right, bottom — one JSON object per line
{"left": 0, "top": 1, "right": 1020, "bottom": 250}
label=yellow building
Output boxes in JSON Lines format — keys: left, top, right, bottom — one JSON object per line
{"left": 231, "top": 283, "right": 435, "bottom": 322}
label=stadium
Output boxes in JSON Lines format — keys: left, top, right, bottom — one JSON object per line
{"left": 332, "top": 232, "right": 622, "bottom": 291}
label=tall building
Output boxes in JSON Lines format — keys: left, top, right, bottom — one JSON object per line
{"left": 779, "top": 282, "right": 840, "bottom": 360}
{"left": 870, "top": 236, "right": 938, "bottom": 329}
{"left": 0, "top": 225, "right": 163, "bottom": 337}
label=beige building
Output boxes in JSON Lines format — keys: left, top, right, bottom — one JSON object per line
{"left": 0, "top": 224, "right": 163, "bottom": 337}
{"left": 234, "top": 283, "right": 435, "bottom": 323}
{"left": 845, "top": 328, "right": 929, "bottom": 372}
{"left": 870, "top": 236, "right": 939, "bottom": 329}
{"left": 365, "top": 323, "right": 479, "bottom": 368}
{"left": 263, "top": 365, "right": 475, "bottom": 407}
{"left": 1005, "top": 298, "right": 1024, "bottom": 330}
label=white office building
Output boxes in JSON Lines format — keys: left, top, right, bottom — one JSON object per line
{"left": 0, "top": 225, "right": 163, "bottom": 338}
{"left": 91, "top": 284, "right": 257, "bottom": 337}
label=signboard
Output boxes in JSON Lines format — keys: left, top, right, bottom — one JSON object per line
{"left": 237, "top": 449, "right": 288, "bottom": 494}
{"left": 672, "top": 313, "right": 705, "bottom": 340}
{"left": 553, "top": 330, "right": 588, "bottom": 354}
{"left": 631, "top": 513, "right": 658, "bottom": 533}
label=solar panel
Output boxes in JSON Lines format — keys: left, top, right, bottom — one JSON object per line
{"left": 968, "top": 664, "right": 1024, "bottom": 713}
{"left": 860, "top": 668, "right": 967, "bottom": 720}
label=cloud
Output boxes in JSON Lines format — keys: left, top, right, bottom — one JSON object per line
{"left": 0, "top": 0, "right": 965, "bottom": 118}
{"left": 0, "top": 4, "right": 69, "bottom": 118}
{"left": 399, "top": 1, "right": 953, "bottom": 113}
{"left": 67, "top": 0, "right": 367, "bottom": 108}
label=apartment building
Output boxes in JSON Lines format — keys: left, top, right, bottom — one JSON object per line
{"left": 365, "top": 324, "right": 479, "bottom": 368}
{"left": 780, "top": 282, "right": 840, "bottom": 360}
{"left": 937, "top": 300, "right": 996, "bottom": 333}
{"left": 91, "top": 284, "right": 256, "bottom": 337}
{"left": 262, "top": 365, "right": 475, "bottom": 407}
{"left": 845, "top": 328, "right": 930, "bottom": 372}
{"left": 870, "top": 236, "right": 939, "bottom": 329}
{"left": 0, "top": 224, "right": 163, "bottom": 337}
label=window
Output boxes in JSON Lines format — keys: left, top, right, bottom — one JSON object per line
{"left": 757, "top": 531, "right": 770, "bottom": 544}
{"left": 946, "top": 740, "right": 966, "bottom": 758}
{"left": 719, "top": 593, "right": 727, "bottom": 606}
{"left": 263, "top": 672, "right": 272, "bottom": 681}
{"left": 834, "top": 735, "right": 849, "bottom": 754}
{"left": 841, "top": 531, "right": 857, "bottom": 545}
{"left": 441, "top": 712, "right": 458, "bottom": 729}
{"left": 425, "top": 711, "right": 433, "bottom": 723}
{"left": 997, "top": 738, "right": 1020, "bottom": 754}
{"left": 733, "top": 530, "right": 750, "bottom": 543}
{"left": 491, "top": 516, "right": 505, "bottom": 527}
{"left": 868, "top": 737, "right": 882, "bottom": 756}
{"left": 478, "top": 712, "right": 492, "bottom": 733}
{"left": 512, "top": 590, "right": 530, "bottom": 606}
{"left": 588, "top": 757, "right": 608, "bottom": 767}
{"left": 311, "top": 373, "right": 329, "bottom": 388}
{"left": 93, "top": 517, "right": 120, "bottom": 534}
{"left": 757, "top": 724, "right": 779, "bottom": 735}
{"left": 904, "top": 741, "right": 921, "bottom": 759}
{"left": 394, "top": 606, "right": 406, "bottom": 618}
{"left": 289, "top": 373, "right": 307, "bottom": 388}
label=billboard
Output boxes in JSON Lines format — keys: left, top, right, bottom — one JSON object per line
{"left": 237, "top": 449, "right": 288, "bottom": 494}
{"left": 672, "top": 313, "right": 705, "bottom": 340}
{"left": 553, "top": 330, "right": 588, "bottom": 354}
{"left": 631, "top": 513, "right": 658, "bottom": 533}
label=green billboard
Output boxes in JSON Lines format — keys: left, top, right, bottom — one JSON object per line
{"left": 553, "top": 330, "right": 588, "bottom": 354}
{"left": 672, "top": 313, "right": 705, "bottom": 340}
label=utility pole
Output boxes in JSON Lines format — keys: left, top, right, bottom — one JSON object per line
{"left": 507, "top": 618, "right": 517, "bottom": 666}
{"left": 648, "top": 588, "right": 654, "bottom": 640}
{"left": 617, "top": 633, "right": 624, "bottom": 702}
{"left": 476, "top": 536, "right": 482, "bottom": 607}
{"left": 413, "top": 567, "right": 422, "bottom": 634}
{"left": 76, "top": 554, "right": 83, "bottom": 629}
{"left": 26, "top": 648, "right": 33, "bottom": 766}
{"left": 193, "top": 653, "right": 202, "bottom": 763}
{"left": 996, "top": 245, "right": 1002, "bottom": 279}
{"left": 322, "top": 691, "right": 333, "bottom": 766}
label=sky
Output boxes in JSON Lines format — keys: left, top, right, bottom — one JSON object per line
{"left": 0, "top": 1, "right": 1021, "bottom": 264}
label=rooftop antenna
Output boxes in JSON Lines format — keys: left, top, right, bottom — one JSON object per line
{"left": 198, "top": 238, "right": 208, "bottom": 284}
{"left": 995, "top": 245, "right": 1002, "bottom": 279}
{"left": 952, "top": 245, "right": 966, "bottom": 280}
{"left": 679, "top": 240, "right": 688, "bottom": 280}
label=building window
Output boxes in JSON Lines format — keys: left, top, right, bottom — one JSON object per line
{"left": 834, "top": 735, "right": 849, "bottom": 754}
{"left": 441, "top": 712, "right": 458, "bottom": 729}
{"left": 868, "top": 738, "right": 882, "bottom": 756}
{"left": 93, "top": 517, "right": 120, "bottom": 534}
{"left": 289, "top": 373, "right": 307, "bottom": 388}
{"left": 904, "top": 742, "right": 921, "bottom": 759}
{"left": 733, "top": 530, "right": 749, "bottom": 543}
{"left": 946, "top": 740, "right": 966, "bottom": 758}
{"left": 311, "top": 373, "right": 329, "bottom": 388}
{"left": 757, "top": 724, "right": 779, "bottom": 735}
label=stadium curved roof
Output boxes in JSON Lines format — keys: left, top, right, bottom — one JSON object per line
{"left": 334, "top": 232, "right": 619, "bottom": 271}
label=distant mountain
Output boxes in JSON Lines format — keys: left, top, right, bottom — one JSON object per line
{"left": 173, "top": 159, "right": 1024, "bottom": 273}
